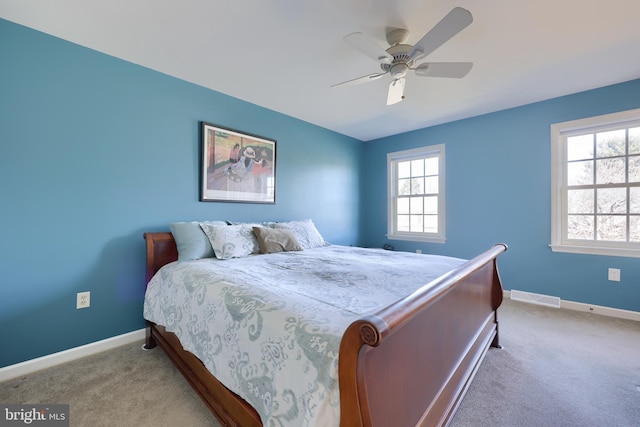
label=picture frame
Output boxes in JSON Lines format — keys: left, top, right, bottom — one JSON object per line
{"left": 200, "top": 122, "right": 276, "bottom": 203}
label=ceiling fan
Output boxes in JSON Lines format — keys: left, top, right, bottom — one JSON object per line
{"left": 332, "top": 7, "right": 473, "bottom": 105}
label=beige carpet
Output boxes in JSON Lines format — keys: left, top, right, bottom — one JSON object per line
{"left": 1, "top": 339, "right": 217, "bottom": 426}
{"left": 1, "top": 298, "right": 639, "bottom": 426}
{"left": 452, "top": 299, "right": 640, "bottom": 427}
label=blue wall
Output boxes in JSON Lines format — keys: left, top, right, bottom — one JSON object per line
{"left": 3, "top": 17, "right": 639, "bottom": 369}
{"left": 363, "top": 80, "right": 640, "bottom": 313}
{"left": 0, "top": 19, "right": 362, "bottom": 367}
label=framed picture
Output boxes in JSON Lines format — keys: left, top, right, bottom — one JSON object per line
{"left": 200, "top": 122, "right": 276, "bottom": 203}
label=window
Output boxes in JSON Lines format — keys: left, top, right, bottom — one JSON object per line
{"left": 551, "top": 109, "right": 640, "bottom": 258}
{"left": 387, "top": 144, "right": 445, "bottom": 243}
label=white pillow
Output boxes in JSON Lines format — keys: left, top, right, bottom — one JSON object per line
{"left": 273, "top": 219, "right": 327, "bottom": 249}
{"left": 200, "top": 223, "right": 259, "bottom": 259}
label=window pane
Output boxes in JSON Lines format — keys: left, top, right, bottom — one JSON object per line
{"left": 424, "top": 215, "right": 438, "bottom": 233}
{"left": 568, "top": 215, "right": 594, "bottom": 240}
{"left": 629, "top": 155, "right": 640, "bottom": 183}
{"left": 411, "top": 159, "right": 424, "bottom": 177}
{"left": 398, "top": 161, "right": 411, "bottom": 179}
{"left": 597, "top": 188, "right": 627, "bottom": 213}
{"left": 631, "top": 187, "right": 640, "bottom": 213}
{"left": 596, "top": 129, "right": 626, "bottom": 157}
{"left": 596, "top": 158, "right": 626, "bottom": 184}
{"left": 630, "top": 127, "right": 640, "bottom": 154}
{"left": 630, "top": 216, "right": 640, "bottom": 242}
{"left": 424, "top": 196, "right": 438, "bottom": 214}
{"left": 425, "top": 176, "right": 438, "bottom": 194}
{"left": 398, "top": 178, "right": 411, "bottom": 195}
{"left": 411, "top": 177, "right": 424, "bottom": 195}
{"left": 597, "top": 215, "right": 626, "bottom": 241}
{"left": 425, "top": 157, "right": 439, "bottom": 175}
{"left": 568, "top": 189, "right": 594, "bottom": 214}
{"left": 567, "top": 134, "right": 594, "bottom": 161}
{"left": 567, "top": 160, "right": 593, "bottom": 185}
{"left": 410, "top": 197, "right": 423, "bottom": 214}
{"left": 397, "top": 214, "right": 410, "bottom": 232}
{"left": 410, "top": 215, "right": 423, "bottom": 232}
{"left": 397, "top": 197, "right": 409, "bottom": 214}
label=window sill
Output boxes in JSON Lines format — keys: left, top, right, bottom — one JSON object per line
{"left": 549, "top": 244, "right": 640, "bottom": 258}
{"left": 387, "top": 234, "right": 446, "bottom": 244}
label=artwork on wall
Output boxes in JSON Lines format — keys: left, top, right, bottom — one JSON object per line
{"left": 200, "top": 122, "right": 276, "bottom": 203}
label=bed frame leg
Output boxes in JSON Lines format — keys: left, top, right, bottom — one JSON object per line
{"left": 491, "top": 339, "right": 503, "bottom": 350}
{"left": 491, "top": 316, "right": 503, "bottom": 349}
{"left": 143, "top": 322, "right": 157, "bottom": 350}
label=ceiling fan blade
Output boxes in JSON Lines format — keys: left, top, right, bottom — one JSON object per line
{"left": 408, "top": 7, "right": 473, "bottom": 61}
{"left": 331, "top": 72, "right": 387, "bottom": 88}
{"left": 387, "top": 78, "right": 406, "bottom": 105}
{"left": 343, "top": 32, "right": 393, "bottom": 64}
{"left": 414, "top": 62, "right": 473, "bottom": 78}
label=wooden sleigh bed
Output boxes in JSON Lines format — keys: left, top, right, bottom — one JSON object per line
{"left": 143, "top": 231, "right": 507, "bottom": 427}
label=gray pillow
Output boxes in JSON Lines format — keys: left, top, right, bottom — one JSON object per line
{"left": 252, "top": 226, "right": 303, "bottom": 254}
{"left": 169, "top": 221, "right": 227, "bottom": 261}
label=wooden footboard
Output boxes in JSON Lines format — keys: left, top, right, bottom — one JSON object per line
{"left": 143, "top": 232, "right": 506, "bottom": 427}
{"left": 338, "top": 244, "right": 506, "bottom": 426}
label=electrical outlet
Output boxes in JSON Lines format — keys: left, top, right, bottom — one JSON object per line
{"left": 416, "top": 249, "right": 422, "bottom": 254}
{"left": 608, "top": 268, "right": 621, "bottom": 282}
{"left": 77, "top": 291, "right": 90, "bottom": 309}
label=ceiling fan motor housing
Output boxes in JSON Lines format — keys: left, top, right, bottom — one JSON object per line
{"left": 381, "top": 44, "right": 414, "bottom": 78}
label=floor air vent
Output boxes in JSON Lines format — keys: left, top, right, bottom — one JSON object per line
{"left": 510, "top": 290, "right": 561, "bottom": 308}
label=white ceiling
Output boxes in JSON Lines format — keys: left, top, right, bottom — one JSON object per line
{"left": 2, "top": 0, "right": 640, "bottom": 141}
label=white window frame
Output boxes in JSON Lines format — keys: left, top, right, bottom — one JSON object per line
{"left": 550, "top": 108, "right": 640, "bottom": 258}
{"left": 387, "top": 144, "right": 446, "bottom": 243}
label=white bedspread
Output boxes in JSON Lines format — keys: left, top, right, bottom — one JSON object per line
{"left": 143, "top": 245, "right": 465, "bottom": 426}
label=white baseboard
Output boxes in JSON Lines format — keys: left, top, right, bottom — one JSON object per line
{"left": 510, "top": 289, "right": 561, "bottom": 308}
{"left": 0, "top": 329, "right": 145, "bottom": 382}
{"left": 503, "top": 290, "right": 640, "bottom": 322}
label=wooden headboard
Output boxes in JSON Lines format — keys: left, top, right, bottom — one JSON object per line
{"left": 144, "top": 232, "right": 178, "bottom": 285}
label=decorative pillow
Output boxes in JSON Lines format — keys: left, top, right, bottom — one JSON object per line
{"left": 252, "top": 226, "right": 303, "bottom": 254}
{"left": 200, "top": 223, "right": 259, "bottom": 259}
{"left": 273, "top": 219, "right": 327, "bottom": 249}
{"left": 169, "top": 221, "right": 227, "bottom": 261}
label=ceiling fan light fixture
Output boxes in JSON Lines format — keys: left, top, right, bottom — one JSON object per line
{"left": 389, "top": 63, "right": 409, "bottom": 79}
